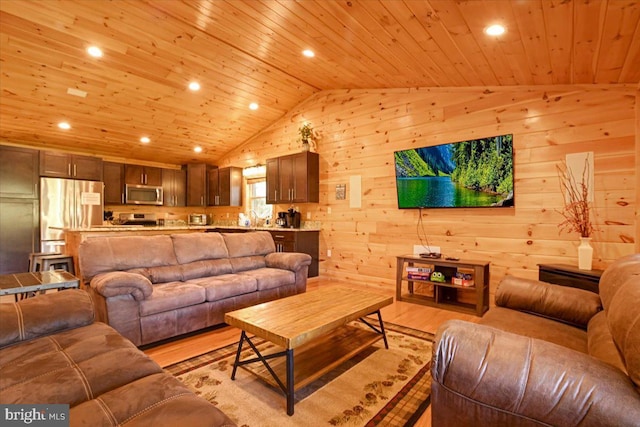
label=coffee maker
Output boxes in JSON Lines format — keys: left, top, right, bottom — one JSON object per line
{"left": 285, "top": 209, "right": 301, "bottom": 228}
{"left": 276, "top": 212, "right": 287, "bottom": 227}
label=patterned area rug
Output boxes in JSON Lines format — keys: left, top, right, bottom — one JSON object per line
{"left": 165, "top": 322, "right": 433, "bottom": 427}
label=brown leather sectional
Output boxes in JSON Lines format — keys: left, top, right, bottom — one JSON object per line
{"left": 0, "top": 289, "right": 236, "bottom": 426}
{"left": 431, "top": 253, "right": 640, "bottom": 426}
{"left": 78, "top": 231, "right": 311, "bottom": 345}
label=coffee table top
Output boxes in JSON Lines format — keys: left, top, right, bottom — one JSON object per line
{"left": 0, "top": 271, "right": 79, "bottom": 296}
{"left": 225, "top": 287, "right": 393, "bottom": 349}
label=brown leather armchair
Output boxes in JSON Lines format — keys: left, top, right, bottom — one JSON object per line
{"left": 431, "top": 253, "right": 640, "bottom": 426}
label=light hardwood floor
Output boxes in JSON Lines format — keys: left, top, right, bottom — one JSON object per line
{"left": 143, "top": 278, "right": 481, "bottom": 427}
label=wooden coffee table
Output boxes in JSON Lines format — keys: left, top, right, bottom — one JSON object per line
{"left": 224, "top": 287, "right": 393, "bottom": 415}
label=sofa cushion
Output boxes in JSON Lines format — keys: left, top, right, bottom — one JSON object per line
{"left": 139, "top": 282, "right": 206, "bottom": 316}
{"left": 0, "top": 290, "right": 94, "bottom": 348}
{"left": 588, "top": 311, "right": 627, "bottom": 373}
{"left": 0, "top": 322, "right": 161, "bottom": 406}
{"left": 171, "top": 232, "right": 229, "bottom": 264}
{"left": 239, "top": 268, "right": 296, "bottom": 291}
{"left": 79, "top": 235, "right": 178, "bottom": 280}
{"left": 223, "top": 231, "right": 275, "bottom": 258}
{"left": 70, "top": 373, "right": 235, "bottom": 426}
{"left": 480, "top": 306, "right": 588, "bottom": 354}
{"left": 229, "top": 255, "right": 267, "bottom": 273}
{"left": 607, "top": 275, "right": 640, "bottom": 389}
{"left": 188, "top": 274, "right": 258, "bottom": 301}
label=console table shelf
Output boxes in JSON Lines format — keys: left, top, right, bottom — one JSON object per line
{"left": 396, "top": 255, "right": 490, "bottom": 317}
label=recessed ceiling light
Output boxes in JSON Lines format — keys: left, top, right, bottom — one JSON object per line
{"left": 188, "top": 81, "right": 201, "bottom": 91}
{"left": 484, "top": 24, "right": 506, "bottom": 36}
{"left": 87, "top": 46, "right": 103, "bottom": 58}
{"left": 58, "top": 122, "right": 71, "bottom": 130}
{"left": 249, "top": 102, "right": 259, "bottom": 110}
{"left": 194, "top": 146, "right": 202, "bottom": 153}
{"left": 302, "top": 49, "right": 315, "bottom": 58}
{"left": 140, "top": 137, "right": 150, "bottom": 143}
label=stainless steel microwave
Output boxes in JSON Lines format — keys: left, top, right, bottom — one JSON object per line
{"left": 125, "top": 184, "right": 163, "bottom": 205}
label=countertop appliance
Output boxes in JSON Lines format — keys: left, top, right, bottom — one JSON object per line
{"left": 188, "top": 213, "right": 208, "bottom": 226}
{"left": 125, "top": 184, "right": 163, "bottom": 205}
{"left": 40, "top": 177, "right": 104, "bottom": 253}
{"left": 118, "top": 213, "right": 157, "bottom": 226}
{"left": 278, "top": 210, "right": 301, "bottom": 228}
{"left": 276, "top": 212, "right": 287, "bottom": 227}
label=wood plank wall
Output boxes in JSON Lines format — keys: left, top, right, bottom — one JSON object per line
{"left": 220, "top": 85, "right": 639, "bottom": 292}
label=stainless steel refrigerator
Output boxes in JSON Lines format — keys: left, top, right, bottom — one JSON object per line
{"left": 40, "top": 177, "right": 104, "bottom": 253}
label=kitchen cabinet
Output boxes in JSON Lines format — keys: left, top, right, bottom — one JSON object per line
{"left": 162, "top": 168, "right": 186, "bottom": 207}
{"left": 40, "top": 151, "right": 103, "bottom": 181}
{"left": 124, "top": 165, "right": 162, "bottom": 186}
{"left": 1, "top": 145, "right": 39, "bottom": 199}
{"left": 0, "top": 145, "right": 40, "bottom": 274}
{"left": 186, "top": 163, "right": 212, "bottom": 206}
{"left": 208, "top": 167, "right": 242, "bottom": 206}
{"left": 266, "top": 151, "right": 318, "bottom": 204}
{"left": 103, "top": 162, "right": 125, "bottom": 204}
{"left": 269, "top": 230, "right": 319, "bottom": 277}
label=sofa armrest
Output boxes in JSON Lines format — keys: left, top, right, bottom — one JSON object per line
{"left": 90, "top": 272, "right": 153, "bottom": 301}
{"left": 0, "top": 289, "right": 95, "bottom": 348}
{"left": 432, "top": 320, "right": 640, "bottom": 427}
{"left": 495, "top": 275, "right": 601, "bottom": 328}
{"left": 265, "top": 252, "right": 312, "bottom": 272}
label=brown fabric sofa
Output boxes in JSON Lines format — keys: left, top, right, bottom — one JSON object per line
{"left": 0, "top": 289, "right": 235, "bottom": 426}
{"left": 431, "top": 253, "right": 640, "bottom": 426}
{"left": 78, "top": 231, "right": 311, "bottom": 346}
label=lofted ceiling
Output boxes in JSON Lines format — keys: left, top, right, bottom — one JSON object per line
{"left": 1, "top": 0, "right": 639, "bottom": 166}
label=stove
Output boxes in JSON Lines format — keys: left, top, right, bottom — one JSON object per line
{"left": 118, "top": 213, "right": 157, "bottom": 226}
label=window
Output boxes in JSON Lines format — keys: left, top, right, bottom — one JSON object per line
{"left": 247, "top": 179, "right": 272, "bottom": 220}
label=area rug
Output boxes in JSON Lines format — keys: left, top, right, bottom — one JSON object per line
{"left": 165, "top": 322, "right": 433, "bottom": 427}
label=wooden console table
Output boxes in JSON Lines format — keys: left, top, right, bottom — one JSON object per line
{"left": 396, "top": 255, "right": 490, "bottom": 316}
{"left": 538, "top": 263, "right": 602, "bottom": 293}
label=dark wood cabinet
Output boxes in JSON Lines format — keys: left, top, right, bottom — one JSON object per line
{"left": 186, "top": 163, "right": 212, "bottom": 206}
{"left": 40, "top": 151, "right": 103, "bottom": 181}
{"left": 265, "top": 158, "right": 279, "bottom": 204}
{"left": 266, "top": 151, "right": 319, "bottom": 204}
{"left": 162, "top": 168, "right": 186, "bottom": 207}
{"left": 538, "top": 263, "right": 602, "bottom": 293}
{"left": 1, "top": 146, "right": 39, "bottom": 199}
{"left": 0, "top": 145, "right": 40, "bottom": 273}
{"left": 208, "top": 167, "right": 242, "bottom": 206}
{"left": 269, "top": 230, "right": 319, "bottom": 277}
{"left": 124, "top": 165, "right": 162, "bottom": 186}
{"left": 103, "top": 162, "right": 125, "bottom": 204}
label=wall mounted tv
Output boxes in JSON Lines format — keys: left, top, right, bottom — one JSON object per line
{"left": 394, "top": 134, "right": 514, "bottom": 209}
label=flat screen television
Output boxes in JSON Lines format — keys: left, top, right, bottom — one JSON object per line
{"left": 394, "top": 134, "right": 514, "bottom": 209}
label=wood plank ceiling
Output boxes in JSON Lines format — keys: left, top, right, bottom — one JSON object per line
{"left": 1, "top": 0, "right": 638, "bottom": 166}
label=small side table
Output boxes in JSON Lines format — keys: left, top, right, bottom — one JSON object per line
{"left": 0, "top": 270, "right": 80, "bottom": 299}
{"left": 538, "top": 263, "right": 603, "bottom": 294}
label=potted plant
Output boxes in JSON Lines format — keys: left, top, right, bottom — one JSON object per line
{"left": 557, "top": 155, "right": 595, "bottom": 269}
{"left": 298, "top": 123, "right": 314, "bottom": 151}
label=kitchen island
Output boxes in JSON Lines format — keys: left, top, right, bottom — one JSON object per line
{"left": 65, "top": 224, "right": 320, "bottom": 283}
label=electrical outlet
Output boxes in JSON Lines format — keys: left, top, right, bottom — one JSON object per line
{"left": 327, "top": 249, "right": 332, "bottom": 257}
{"left": 327, "top": 207, "right": 332, "bottom": 214}
{"left": 306, "top": 212, "right": 311, "bottom": 220}
{"left": 226, "top": 213, "right": 229, "bottom": 218}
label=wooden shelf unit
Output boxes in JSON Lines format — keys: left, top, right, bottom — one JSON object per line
{"left": 396, "top": 255, "right": 490, "bottom": 316}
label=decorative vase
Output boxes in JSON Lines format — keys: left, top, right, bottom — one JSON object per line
{"left": 301, "top": 140, "right": 310, "bottom": 152}
{"left": 578, "top": 237, "right": 593, "bottom": 270}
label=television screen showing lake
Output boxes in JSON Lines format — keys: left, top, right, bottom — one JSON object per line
{"left": 394, "top": 134, "right": 514, "bottom": 208}
{"left": 396, "top": 177, "right": 504, "bottom": 208}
